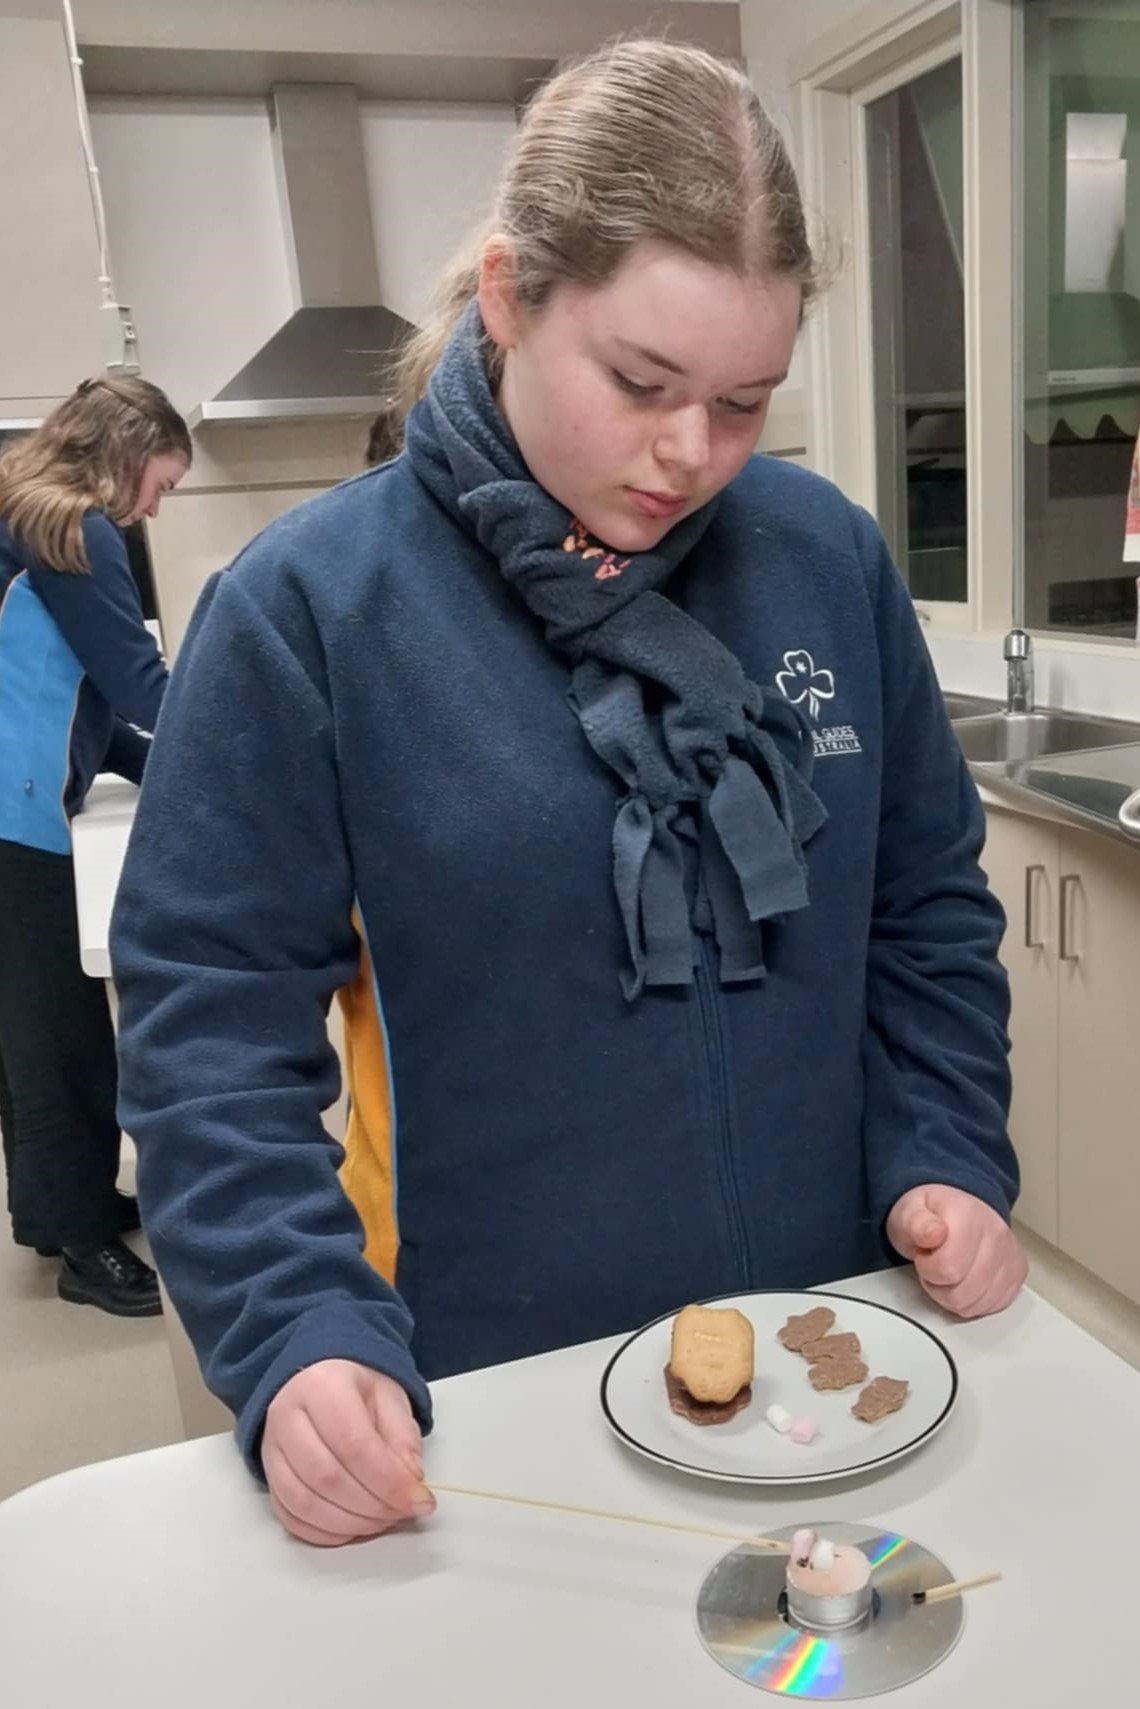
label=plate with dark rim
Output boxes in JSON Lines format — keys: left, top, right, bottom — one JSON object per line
{"left": 599, "top": 1290, "right": 958, "bottom": 1485}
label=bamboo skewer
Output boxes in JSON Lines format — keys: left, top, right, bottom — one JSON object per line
{"left": 913, "top": 1571, "right": 1002, "bottom": 1606}
{"left": 430, "top": 1482, "right": 790, "bottom": 1552}
{"left": 430, "top": 1484, "right": 1001, "bottom": 1605}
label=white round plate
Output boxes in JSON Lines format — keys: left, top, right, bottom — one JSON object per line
{"left": 600, "top": 1290, "right": 958, "bottom": 1486}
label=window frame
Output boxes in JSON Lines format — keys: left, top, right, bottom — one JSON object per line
{"left": 795, "top": 0, "right": 1022, "bottom": 640}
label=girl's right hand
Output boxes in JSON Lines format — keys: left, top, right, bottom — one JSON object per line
{"left": 262, "top": 1358, "right": 436, "bottom": 1546}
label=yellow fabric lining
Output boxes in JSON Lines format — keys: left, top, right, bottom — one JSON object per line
{"left": 336, "top": 921, "right": 398, "bottom": 1284}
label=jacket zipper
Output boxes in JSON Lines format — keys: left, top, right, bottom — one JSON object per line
{"left": 694, "top": 935, "right": 750, "bottom": 1287}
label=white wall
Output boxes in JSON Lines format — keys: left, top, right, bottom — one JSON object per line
{"left": 741, "top": 0, "right": 854, "bottom": 168}
{"left": 88, "top": 95, "right": 517, "bottom": 651}
{"left": 89, "top": 96, "right": 518, "bottom": 418}
{"left": 89, "top": 97, "right": 293, "bottom": 420}
{"left": 359, "top": 102, "right": 518, "bottom": 324}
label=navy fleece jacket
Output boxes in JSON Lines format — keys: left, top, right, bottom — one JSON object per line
{"left": 110, "top": 453, "right": 1016, "bottom": 1474}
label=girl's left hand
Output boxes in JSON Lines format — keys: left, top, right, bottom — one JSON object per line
{"left": 886, "top": 1183, "right": 1028, "bottom": 1319}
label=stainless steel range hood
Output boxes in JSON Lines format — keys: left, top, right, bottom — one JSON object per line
{"left": 188, "top": 84, "right": 414, "bottom": 429}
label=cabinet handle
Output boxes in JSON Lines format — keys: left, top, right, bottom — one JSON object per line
{"left": 1059, "top": 873, "right": 1081, "bottom": 963}
{"left": 1024, "top": 863, "right": 1045, "bottom": 949}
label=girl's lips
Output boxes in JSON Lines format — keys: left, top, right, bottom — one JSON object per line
{"left": 625, "top": 487, "right": 687, "bottom": 519}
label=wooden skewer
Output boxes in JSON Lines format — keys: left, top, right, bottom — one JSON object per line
{"left": 430, "top": 1482, "right": 790, "bottom": 1553}
{"left": 430, "top": 1485, "right": 999, "bottom": 1602}
{"left": 913, "top": 1570, "right": 1002, "bottom": 1606}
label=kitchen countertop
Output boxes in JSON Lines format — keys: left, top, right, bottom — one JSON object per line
{"left": 70, "top": 773, "right": 139, "bottom": 978}
{"left": 967, "top": 742, "right": 1140, "bottom": 846}
{"left": 0, "top": 1266, "right": 1134, "bottom": 1707}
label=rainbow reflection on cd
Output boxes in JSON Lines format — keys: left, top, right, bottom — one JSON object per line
{"left": 747, "top": 1627, "right": 844, "bottom": 1697}
{"left": 865, "top": 1532, "right": 909, "bottom": 1569}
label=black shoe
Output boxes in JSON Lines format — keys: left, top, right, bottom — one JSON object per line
{"left": 34, "top": 1192, "right": 142, "bottom": 1258}
{"left": 57, "top": 1237, "right": 162, "bottom": 1318}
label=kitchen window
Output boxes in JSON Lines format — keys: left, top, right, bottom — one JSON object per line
{"left": 1023, "top": 0, "right": 1140, "bottom": 639}
{"left": 795, "top": 0, "right": 1140, "bottom": 650}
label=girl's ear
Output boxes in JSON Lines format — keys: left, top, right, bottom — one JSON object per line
{"left": 477, "top": 235, "right": 522, "bottom": 350}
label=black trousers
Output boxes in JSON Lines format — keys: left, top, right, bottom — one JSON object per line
{"left": 0, "top": 837, "right": 123, "bottom": 1249}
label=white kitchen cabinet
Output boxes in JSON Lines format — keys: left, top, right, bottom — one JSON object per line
{"left": 0, "top": 11, "right": 103, "bottom": 412}
{"left": 984, "top": 806, "right": 1140, "bottom": 1302}
{"left": 1056, "top": 830, "right": 1140, "bottom": 1304}
{"left": 982, "top": 808, "right": 1062, "bottom": 1243}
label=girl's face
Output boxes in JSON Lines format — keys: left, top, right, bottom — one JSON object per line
{"left": 480, "top": 239, "right": 802, "bottom": 553}
{"left": 124, "top": 450, "right": 189, "bottom": 524}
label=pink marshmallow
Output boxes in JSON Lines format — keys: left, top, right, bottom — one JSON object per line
{"left": 790, "top": 1415, "right": 820, "bottom": 1445}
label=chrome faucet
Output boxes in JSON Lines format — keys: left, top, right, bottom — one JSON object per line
{"left": 1003, "top": 628, "right": 1034, "bottom": 715}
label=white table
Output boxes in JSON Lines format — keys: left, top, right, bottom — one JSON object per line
{"left": 0, "top": 1268, "right": 1119, "bottom": 1706}
{"left": 70, "top": 772, "right": 139, "bottom": 979}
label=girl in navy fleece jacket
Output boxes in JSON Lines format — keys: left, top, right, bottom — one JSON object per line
{"left": 112, "top": 41, "right": 1026, "bottom": 1545}
{"left": 0, "top": 375, "right": 189, "bottom": 1315}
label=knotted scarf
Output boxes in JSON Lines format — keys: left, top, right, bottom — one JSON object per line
{"left": 404, "top": 304, "right": 826, "bottom": 998}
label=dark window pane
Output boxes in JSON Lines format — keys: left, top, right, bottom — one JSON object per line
{"left": 1023, "top": 0, "right": 1140, "bottom": 639}
{"left": 867, "top": 57, "right": 968, "bottom": 602}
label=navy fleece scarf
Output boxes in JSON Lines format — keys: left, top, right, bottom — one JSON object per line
{"left": 404, "top": 303, "right": 826, "bottom": 997}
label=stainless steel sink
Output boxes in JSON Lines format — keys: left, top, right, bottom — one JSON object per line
{"left": 943, "top": 692, "right": 1001, "bottom": 721}
{"left": 953, "top": 710, "right": 1140, "bottom": 768}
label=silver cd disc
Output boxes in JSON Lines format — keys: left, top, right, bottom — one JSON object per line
{"left": 695, "top": 1521, "right": 964, "bottom": 1700}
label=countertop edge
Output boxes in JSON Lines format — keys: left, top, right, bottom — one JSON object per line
{"left": 970, "top": 761, "right": 1140, "bottom": 849}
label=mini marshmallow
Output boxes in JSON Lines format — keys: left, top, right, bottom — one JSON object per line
{"left": 790, "top": 1415, "right": 820, "bottom": 1445}
{"left": 809, "top": 1537, "right": 837, "bottom": 1572}
{"left": 765, "top": 1403, "right": 793, "bottom": 1434}
{"left": 792, "top": 1528, "right": 816, "bottom": 1567}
